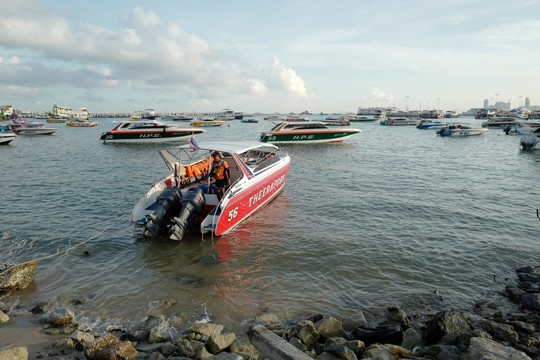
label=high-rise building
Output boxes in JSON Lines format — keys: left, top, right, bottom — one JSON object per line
{"left": 525, "top": 97, "right": 530, "bottom": 108}
{"left": 483, "top": 99, "right": 489, "bottom": 109}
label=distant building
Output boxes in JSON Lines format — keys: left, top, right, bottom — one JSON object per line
{"left": 483, "top": 99, "right": 489, "bottom": 109}
{"left": 525, "top": 97, "right": 531, "bottom": 108}
{"left": 0, "top": 105, "right": 14, "bottom": 120}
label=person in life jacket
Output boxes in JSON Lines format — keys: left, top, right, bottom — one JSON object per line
{"left": 210, "top": 151, "right": 230, "bottom": 200}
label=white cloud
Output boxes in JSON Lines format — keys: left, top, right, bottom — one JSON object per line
{"left": 270, "top": 57, "right": 308, "bottom": 98}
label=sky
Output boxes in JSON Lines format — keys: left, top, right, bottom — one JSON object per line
{"left": 1, "top": 0, "right": 539, "bottom": 114}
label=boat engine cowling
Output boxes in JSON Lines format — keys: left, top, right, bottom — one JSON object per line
{"left": 169, "top": 187, "right": 205, "bottom": 241}
{"left": 143, "top": 186, "right": 182, "bottom": 238}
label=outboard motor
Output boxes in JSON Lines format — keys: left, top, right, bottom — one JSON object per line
{"left": 169, "top": 187, "right": 205, "bottom": 241}
{"left": 520, "top": 136, "right": 539, "bottom": 150}
{"left": 143, "top": 186, "right": 182, "bottom": 237}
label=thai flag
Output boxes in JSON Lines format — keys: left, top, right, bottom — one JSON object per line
{"left": 190, "top": 135, "right": 199, "bottom": 152}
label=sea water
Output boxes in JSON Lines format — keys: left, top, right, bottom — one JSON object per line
{"left": 1, "top": 116, "right": 539, "bottom": 332}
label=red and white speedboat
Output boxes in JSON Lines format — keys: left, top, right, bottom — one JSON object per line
{"left": 8, "top": 118, "right": 57, "bottom": 135}
{"left": 132, "top": 141, "right": 291, "bottom": 240}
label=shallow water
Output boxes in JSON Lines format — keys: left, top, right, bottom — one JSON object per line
{"left": 1, "top": 116, "right": 539, "bottom": 333}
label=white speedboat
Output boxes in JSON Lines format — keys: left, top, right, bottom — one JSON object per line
{"left": 520, "top": 127, "right": 540, "bottom": 150}
{"left": 132, "top": 141, "right": 291, "bottom": 239}
{"left": 260, "top": 121, "right": 361, "bottom": 144}
{"left": 436, "top": 125, "right": 488, "bottom": 137}
{"left": 100, "top": 120, "right": 204, "bottom": 143}
{"left": 416, "top": 119, "right": 449, "bottom": 130}
{"left": 8, "top": 118, "right": 57, "bottom": 135}
{"left": 380, "top": 117, "right": 421, "bottom": 126}
{"left": 481, "top": 117, "right": 520, "bottom": 128}
{"left": 0, "top": 126, "right": 16, "bottom": 145}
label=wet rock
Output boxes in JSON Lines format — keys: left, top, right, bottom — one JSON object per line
{"left": 175, "top": 273, "right": 205, "bottom": 286}
{"left": 469, "top": 315, "right": 519, "bottom": 344}
{"left": 286, "top": 320, "right": 320, "bottom": 348}
{"left": 190, "top": 323, "right": 224, "bottom": 338}
{"left": 362, "top": 344, "right": 411, "bottom": 359}
{"left": 516, "top": 266, "right": 536, "bottom": 274}
{"left": 401, "top": 328, "right": 424, "bottom": 350}
{"left": 160, "top": 342, "right": 178, "bottom": 356}
{"left": 212, "top": 352, "right": 243, "bottom": 360}
{"left": 248, "top": 324, "right": 312, "bottom": 360}
{"left": 382, "top": 306, "right": 410, "bottom": 330}
{"left": 70, "top": 329, "right": 95, "bottom": 343}
{"left": 0, "top": 345, "right": 28, "bottom": 360}
{"left": 45, "top": 337, "right": 74, "bottom": 356}
{"left": 206, "top": 333, "right": 236, "bottom": 354}
{"left": 0, "top": 261, "right": 37, "bottom": 293}
{"left": 413, "top": 344, "right": 461, "bottom": 360}
{"left": 314, "top": 316, "right": 347, "bottom": 340}
{"left": 460, "top": 337, "right": 531, "bottom": 360}
{"left": 521, "top": 293, "right": 540, "bottom": 312}
{"left": 30, "top": 301, "right": 49, "bottom": 315}
{"left": 229, "top": 335, "right": 261, "bottom": 359}
{"left": 40, "top": 306, "right": 75, "bottom": 327}
{"left": 84, "top": 333, "right": 138, "bottom": 360}
{"left": 352, "top": 325, "right": 403, "bottom": 346}
{"left": 324, "top": 342, "right": 358, "bottom": 360}
{"left": 424, "top": 310, "right": 472, "bottom": 345}
{"left": 0, "top": 310, "right": 8, "bottom": 324}
{"left": 174, "top": 339, "right": 195, "bottom": 357}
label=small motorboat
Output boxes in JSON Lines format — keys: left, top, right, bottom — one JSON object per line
{"left": 416, "top": 119, "right": 449, "bottom": 130}
{"left": 0, "top": 126, "right": 16, "bottom": 145}
{"left": 345, "top": 115, "right": 381, "bottom": 122}
{"left": 66, "top": 119, "right": 98, "bottom": 127}
{"left": 190, "top": 118, "right": 227, "bottom": 127}
{"left": 520, "top": 127, "right": 540, "bottom": 150}
{"left": 436, "top": 124, "right": 488, "bottom": 137}
{"left": 100, "top": 120, "right": 204, "bottom": 143}
{"left": 481, "top": 116, "right": 520, "bottom": 128}
{"left": 132, "top": 141, "right": 291, "bottom": 239}
{"left": 241, "top": 119, "right": 259, "bottom": 123}
{"left": 8, "top": 118, "right": 57, "bottom": 135}
{"left": 380, "top": 117, "right": 421, "bottom": 126}
{"left": 260, "top": 121, "right": 361, "bottom": 144}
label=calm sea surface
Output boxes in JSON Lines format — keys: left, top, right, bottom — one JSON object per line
{"left": 1, "top": 115, "right": 539, "bottom": 332}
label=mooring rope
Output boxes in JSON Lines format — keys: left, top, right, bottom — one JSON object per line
{"left": 1, "top": 207, "right": 131, "bottom": 274}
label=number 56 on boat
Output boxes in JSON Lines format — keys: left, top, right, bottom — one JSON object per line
{"left": 132, "top": 141, "right": 291, "bottom": 240}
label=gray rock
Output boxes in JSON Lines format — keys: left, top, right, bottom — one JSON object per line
{"left": 383, "top": 307, "right": 410, "bottom": 329}
{"left": 70, "top": 330, "right": 95, "bottom": 343}
{"left": 40, "top": 306, "right": 75, "bottom": 326}
{"left": 0, "top": 345, "right": 28, "bottom": 360}
{"left": 229, "top": 335, "right": 261, "bottom": 359}
{"left": 190, "top": 323, "right": 224, "bottom": 338}
{"left": 212, "top": 352, "right": 244, "bottom": 360}
{"left": 0, "top": 261, "right": 37, "bottom": 293}
{"left": 362, "top": 344, "right": 411, "bottom": 359}
{"left": 469, "top": 315, "right": 519, "bottom": 344}
{"left": 314, "top": 316, "right": 347, "bottom": 340}
{"left": 424, "top": 310, "right": 472, "bottom": 345}
{"left": 287, "top": 320, "right": 320, "bottom": 348}
{"left": 401, "top": 328, "right": 423, "bottom": 350}
{"left": 461, "top": 337, "right": 531, "bottom": 360}
{"left": 521, "top": 293, "right": 540, "bottom": 312}
{"left": 45, "top": 337, "right": 74, "bottom": 356}
{"left": 0, "top": 310, "right": 8, "bottom": 324}
{"left": 324, "top": 342, "right": 358, "bottom": 360}
{"left": 248, "top": 324, "right": 313, "bottom": 360}
{"left": 206, "top": 333, "right": 236, "bottom": 354}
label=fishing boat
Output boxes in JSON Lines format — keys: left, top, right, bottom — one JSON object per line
{"left": 416, "top": 119, "right": 449, "bottom": 130}
{"left": 0, "top": 126, "right": 16, "bottom": 145}
{"left": 481, "top": 117, "right": 520, "bottom": 128}
{"left": 132, "top": 141, "right": 291, "bottom": 239}
{"left": 241, "top": 119, "right": 259, "bottom": 123}
{"left": 172, "top": 115, "right": 194, "bottom": 121}
{"left": 436, "top": 124, "right": 488, "bottom": 137}
{"left": 190, "top": 118, "right": 227, "bottom": 127}
{"left": 520, "top": 127, "right": 540, "bottom": 150}
{"left": 66, "top": 119, "right": 98, "bottom": 127}
{"left": 260, "top": 121, "right": 361, "bottom": 144}
{"left": 100, "top": 120, "right": 204, "bottom": 143}
{"left": 380, "top": 117, "right": 421, "bottom": 126}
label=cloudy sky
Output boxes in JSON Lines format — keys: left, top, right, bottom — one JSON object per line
{"left": 1, "top": 0, "right": 539, "bottom": 114}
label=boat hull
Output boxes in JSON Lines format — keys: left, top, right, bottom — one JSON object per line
{"left": 0, "top": 134, "right": 16, "bottom": 144}
{"left": 14, "top": 128, "right": 57, "bottom": 135}
{"left": 438, "top": 128, "right": 488, "bottom": 136}
{"left": 100, "top": 130, "right": 202, "bottom": 143}
{"left": 213, "top": 162, "right": 290, "bottom": 236}
{"left": 261, "top": 130, "right": 359, "bottom": 144}
{"left": 67, "top": 121, "right": 98, "bottom": 127}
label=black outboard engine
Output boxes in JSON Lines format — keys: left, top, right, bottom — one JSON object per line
{"left": 169, "top": 187, "right": 205, "bottom": 241}
{"left": 143, "top": 186, "right": 182, "bottom": 237}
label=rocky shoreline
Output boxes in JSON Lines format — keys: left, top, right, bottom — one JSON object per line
{"left": 1, "top": 265, "right": 540, "bottom": 359}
